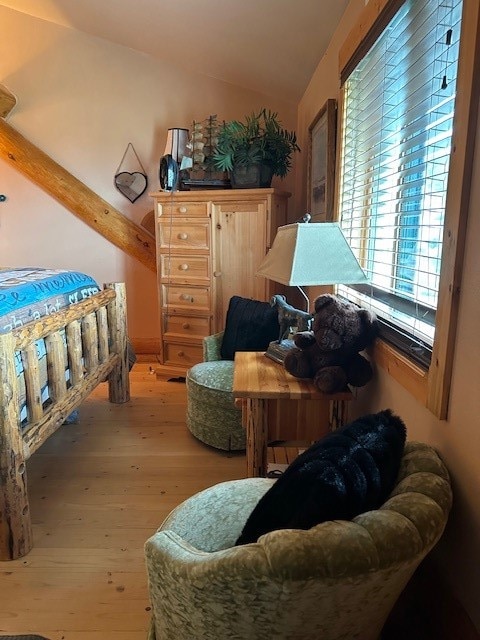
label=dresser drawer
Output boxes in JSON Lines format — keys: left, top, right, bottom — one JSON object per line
{"left": 157, "top": 218, "right": 210, "bottom": 252}
{"left": 164, "top": 314, "right": 211, "bottom": 339}
{"left": 160, "top": 255, "right": 210, "bottom": 283}
{"left": 157, "top": 201, "right": 208, "bottom": 218}
{"left": 161, "top": 284, "right": 211, "bottom": 313}
{"left": 163, "top": 341, "right": 203, "bottom": 367}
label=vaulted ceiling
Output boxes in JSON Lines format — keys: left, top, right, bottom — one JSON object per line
{"left": 0, "top": 0, "right": 349, "bottom": 103}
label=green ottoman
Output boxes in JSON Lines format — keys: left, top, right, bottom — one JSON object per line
{"left": 186, "top": 360, "right": 246, "bottom": 451}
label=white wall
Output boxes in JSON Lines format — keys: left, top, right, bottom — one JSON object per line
{"left": 0, "top": 6, "right": 297, "bottom": 351}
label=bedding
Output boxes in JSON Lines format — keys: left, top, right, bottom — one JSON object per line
{"left": 0, "top": 267, "right": 100, "bottom": 331}
{"left": 0, "top": 267, "right": 102, "bottom": 427}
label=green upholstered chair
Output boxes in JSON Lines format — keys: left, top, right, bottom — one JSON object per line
{"left": 186, "top": 331, "right": 245, "bottom": 451}
{"left": 145, "top": 441, "right": 452, "bottom": 640}
{"left": 185, "top": 296, "right": 280, "bottom": 451}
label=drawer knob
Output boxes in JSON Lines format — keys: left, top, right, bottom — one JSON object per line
{"left": 180, "top": 293, "right": 194, "bottom": 302}
{"left": 179, "top": 206, "right": 187, "bottom": 213}
{"left": 213, "top": 271, "right": 222, "bottom": 277}
{"left": 182, "top": 322, "right": 190, "bottom": 329}
{"left": 179, "top": 263, "right": 189, "bottom": 271}
{"left": 177, "top": 350, "right": 185, "bottom": 357}
{"left": 178, "top": 232, "right": 188, "bottom": 240}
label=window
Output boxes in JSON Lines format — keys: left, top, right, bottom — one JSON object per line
{"left": 336, "top": 0, "right": 479, "bottom": 417}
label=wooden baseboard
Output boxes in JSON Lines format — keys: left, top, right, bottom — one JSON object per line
{"left": 130, "top": 337, "right": 160, "bottom": 355}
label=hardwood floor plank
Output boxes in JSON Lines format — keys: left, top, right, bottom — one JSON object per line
{"left": 0, "top": 362, "right": 245, "bottom": 638}
{"left": 0, "top": 360, "right": 460, "bottom": 639}
{"left": 50, "top": 633, "right": 146, "bottom": 640}
{"left": 31, "top": 525, "right": 157, "bottom": 549}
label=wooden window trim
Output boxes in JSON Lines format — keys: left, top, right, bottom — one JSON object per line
{"left": 337, "top": 0, "right": 480, "bottom": 419}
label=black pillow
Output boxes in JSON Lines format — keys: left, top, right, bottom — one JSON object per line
{"left": 220, "top": 296, "right": 279, "bottom": 361}
{"left": 236, "top": 409, "right": 407, "bottom": 545}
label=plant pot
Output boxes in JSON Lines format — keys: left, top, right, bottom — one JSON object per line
{"left": 230, "top": 164, "right": 274, "bottom": 189}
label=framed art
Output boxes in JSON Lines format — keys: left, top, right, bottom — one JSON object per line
{"left": 308, "top": 98, "right": 337, "bottom": 221}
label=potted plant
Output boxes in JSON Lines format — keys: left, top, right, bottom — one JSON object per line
{"left": 213, "top": 109, "right": 300, "bottom": 188}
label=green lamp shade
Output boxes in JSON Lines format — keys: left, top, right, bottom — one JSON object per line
{"left": 256, "top": 222, "right": 367, "bottom": 286}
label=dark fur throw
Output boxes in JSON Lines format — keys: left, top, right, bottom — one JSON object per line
{"left": 236, "top": 409, "right": 407, "bottom": 545}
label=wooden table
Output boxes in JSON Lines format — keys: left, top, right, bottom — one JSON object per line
{"left": 233, "top": 351, "right": 352, "bottom": 477}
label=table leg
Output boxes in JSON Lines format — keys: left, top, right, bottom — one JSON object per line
{"left": 245, "top": 397, "right": 268, "bottom": 477}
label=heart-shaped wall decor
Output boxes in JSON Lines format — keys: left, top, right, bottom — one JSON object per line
{"left": 114, "top": 171, "right": 148, "bottom": 203}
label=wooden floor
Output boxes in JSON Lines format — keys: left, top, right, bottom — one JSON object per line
{"left": 1, "top": 359, "right": 465, "bottom": 639}
{"left": 0, "top": 359, "right": 247, "bottom": 639}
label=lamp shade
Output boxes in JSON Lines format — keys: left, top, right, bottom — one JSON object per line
{"left": 164, "top": 128, "right": 189, "bottom": 164}
{"left": 256, "top": 222, "right": 367, "bottom": 286}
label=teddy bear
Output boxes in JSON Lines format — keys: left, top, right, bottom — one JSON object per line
{"left": 283, "top": 293, "right": 379, "bottom": 393}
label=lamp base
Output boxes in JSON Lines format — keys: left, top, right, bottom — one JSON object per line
{"left": 264, "top": 339, "right": 295, "bottom": 364}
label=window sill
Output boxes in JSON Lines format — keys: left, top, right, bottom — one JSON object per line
{"left": 370, "top": 338, "right": 429, "bottom": 406}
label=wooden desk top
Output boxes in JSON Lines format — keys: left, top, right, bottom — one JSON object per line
{"left": 233, "top": 351, "right": 352, "bottom": 401}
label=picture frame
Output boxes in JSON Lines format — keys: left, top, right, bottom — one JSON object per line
{"left": 308, "top": 98, "right": 337, "bottom": 221}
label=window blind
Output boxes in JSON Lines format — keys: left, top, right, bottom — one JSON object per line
{"left": 338, "top": 0, "right": 463, "bottom": 367}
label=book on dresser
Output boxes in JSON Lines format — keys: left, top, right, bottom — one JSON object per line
{"left": 151, "top": 188, "right": 291, "bottom": 378}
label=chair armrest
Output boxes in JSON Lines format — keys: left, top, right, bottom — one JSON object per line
{"left": 156, "top": 478, "right": 275, "bottom": 552}
{"left": 203, "top": 331, "right": 224, "bottom": 361}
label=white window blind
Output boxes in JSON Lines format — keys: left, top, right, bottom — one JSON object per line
{"left": 338, "top": 0, "right": 463, "bottom": 367}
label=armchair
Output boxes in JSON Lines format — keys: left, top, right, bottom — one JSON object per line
{"left": 185, "top": 296, "right": 280, "bottom": 451}
{"left": 145, "top": 441, "right": 452, "bottom": 640}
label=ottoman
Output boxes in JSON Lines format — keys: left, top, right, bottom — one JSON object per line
{"left": 186, "top": 360, "right": 246, "bottom": 451}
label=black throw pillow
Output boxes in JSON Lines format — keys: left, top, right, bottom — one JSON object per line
{"left": 220, "top": 296, "right": 279, "bottom": 361}
{"left": 236, "top": 409, "right": 407, "bottom": 545}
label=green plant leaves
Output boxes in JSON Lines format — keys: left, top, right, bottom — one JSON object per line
{"left": 213, "top": 109, "right": 300, "bottom": 178}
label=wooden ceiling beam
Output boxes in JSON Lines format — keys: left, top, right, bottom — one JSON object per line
{"left": 0, "top": 118, "right": 156, "bottom": 272}
{"left": 0, "top": 84, "right": 17, "bottom": 119}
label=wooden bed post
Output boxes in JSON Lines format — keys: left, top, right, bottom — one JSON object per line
{"left": 0, "top": 332, "right": 33, "bottom": 560}
{"left": 106, "top": 283, "right": 130, "bottom": 403}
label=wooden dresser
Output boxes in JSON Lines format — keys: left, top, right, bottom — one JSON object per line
{"left": 151, "top": 188, "right": 290, "bottom": 378}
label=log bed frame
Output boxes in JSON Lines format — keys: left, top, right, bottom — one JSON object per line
{"left": 0, "top": 282, "right": 130, "bottom": 560}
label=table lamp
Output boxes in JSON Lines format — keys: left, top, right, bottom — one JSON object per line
{"left": 159, "top": 128, "right": 190, "bottom": 191}
{"left": 164, "top": 128, "right": 189, "bottom": 164}
{"left": 256, "top": 220, "right": 368, "bottom": 362}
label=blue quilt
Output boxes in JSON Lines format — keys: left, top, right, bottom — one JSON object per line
{"left": 0, "top": 267, "right": 100, "bottom": 333}
{"left": 0, "top": 267, "right": 101, "bottom": 428}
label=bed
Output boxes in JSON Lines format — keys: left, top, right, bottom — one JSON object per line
{"left": 0, "top": 267, "right": 130, "bottom": 560}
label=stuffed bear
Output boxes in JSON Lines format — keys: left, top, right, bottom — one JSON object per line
{"left": 283, "top": 294, "right": 379, "bottom": 393}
